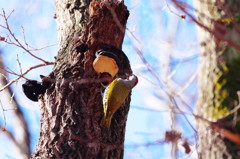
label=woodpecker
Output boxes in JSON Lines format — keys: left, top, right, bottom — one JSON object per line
{"left": 101, "top": 74, "right": 138, "bottom": 129}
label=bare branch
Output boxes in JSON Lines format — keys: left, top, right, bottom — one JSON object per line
{"left": 5, "top": 9, "right": 14, "bottom": 20}
{"left": 172, "top": 0, "right": 240, "bottom": 51}
{"left": 16, "top": 54, "right": 23, "bottom": 75}
{"left": 164, "top": 0, "right": 185, "bottom": 19}
{"left": 1, "top": 9, "right": 54, "bottom": 64}
{"left": 0, "top": 66, "right": 30, "bottom": 81}
{"left": 28, "top": 43, "right": 58, "bottom": 52}
{"left": 0, "top": 62, "right": 54, "bottom": 92}
{"left": 0, "top": 100, "right": 7, "bottom": 130}
{"left": 21, "top": 26, "right": 29, "bottom": 49}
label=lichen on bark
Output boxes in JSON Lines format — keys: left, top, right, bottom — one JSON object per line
{"left": 195, "top": 0, "right": 240, "bottom": 158}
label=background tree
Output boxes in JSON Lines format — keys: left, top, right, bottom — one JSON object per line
{"left": 193, "top": 0, "right": 240, "bottom": 158}
{"left": 0, "top": 51, "right": 30, "bottom": 159}
{"left": 0, "top": 0, "right": 207, "bottom": 159}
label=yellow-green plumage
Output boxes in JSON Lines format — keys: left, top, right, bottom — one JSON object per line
{"left": 101, "top": 78, "right": 132, "bottom": 128}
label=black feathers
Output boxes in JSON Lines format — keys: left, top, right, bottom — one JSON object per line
{"left": 22, "top": 80, "right": 46, "bottom": 102}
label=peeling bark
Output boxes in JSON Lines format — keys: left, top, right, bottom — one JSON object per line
{"left": 32, "top": 1, "right": 131, "bottom": 158}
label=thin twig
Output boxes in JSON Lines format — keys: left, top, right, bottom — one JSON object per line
{"left": 172, "top": 0, "right": 240, "bottom": 51}
{"left": 0, "top": 67, "right": 30, "bottom": 81}
{"left": 10, "top": 81, "right": 17, "bottom": 102}
{"left": 217, "top": 104, "right": 240, "bottom": 121}
{"left": 16, "top": 54, "right": 23, "bottom": 75}
{"left": 29, "top": 43, "right": 58, "bottom": 52}
{"left": 0, "top": 73, "right": 9, "bottom": 81}
{"left": 0, "top": 24, "right": 7, "bottom": 29}
{"left": 21, "top": 26, "right": 29, "bottom": 49}
{"left": 106, "top": 3, "right": 199, "bottom": 142}
{"left": 0, "top": 62, "right": 54, "bottom": 92}
{"left": 5, "top": 9, "right": 14, "bottom": 20}
{"left": 0, "top": 100, "right": 6, "bottom": 130}
{"left": 164, "top": 0, "right": 185, "bottom": 19}
{"left": 1, "top": 9, "right": 53, "bottom": 63}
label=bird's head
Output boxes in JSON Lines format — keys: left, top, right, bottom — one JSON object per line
{"left": 128, "top": 74, "right": 138, "bottom": 87}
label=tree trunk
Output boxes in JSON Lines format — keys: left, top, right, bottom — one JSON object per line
{"left": 195, "top": 0, "right": 240, "bottom": 158}
{"left": 31, "top": 0, "right": 130, "bottom": 158}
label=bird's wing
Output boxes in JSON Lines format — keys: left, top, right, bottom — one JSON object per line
{"left": 106, "top": 80, "right": 130, "bottom": 115}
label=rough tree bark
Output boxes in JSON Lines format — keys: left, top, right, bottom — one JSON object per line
{"left": 31, "top": 0, "right": 131, "bottom": 158}
{"left": 195, "top": 0, "right": 240, "bottom": 158}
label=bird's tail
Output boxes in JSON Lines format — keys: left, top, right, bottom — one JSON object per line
{"left": 101, "top": 116, "right": 112, "bottom": 129}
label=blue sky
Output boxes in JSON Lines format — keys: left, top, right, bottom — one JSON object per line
{"left": 0, "top": 0, "right": 199, "bottom": 158}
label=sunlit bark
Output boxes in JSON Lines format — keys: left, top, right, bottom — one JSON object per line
{"left": 31, "top": 1, "right": 131, "bottom": 158}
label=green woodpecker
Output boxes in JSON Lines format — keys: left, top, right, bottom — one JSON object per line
{"left": 101, "top": 74, "right": 138, "bottom": 128}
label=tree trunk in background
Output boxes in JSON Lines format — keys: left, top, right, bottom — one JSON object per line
{"left": 31, "top": 0, "right": 130, "bottom": 158}
{"left": 195, "top": 0, "right": 240, "bottom": 158}
{"left": 0, "top": 52, "right": 30, "bottom": 159}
